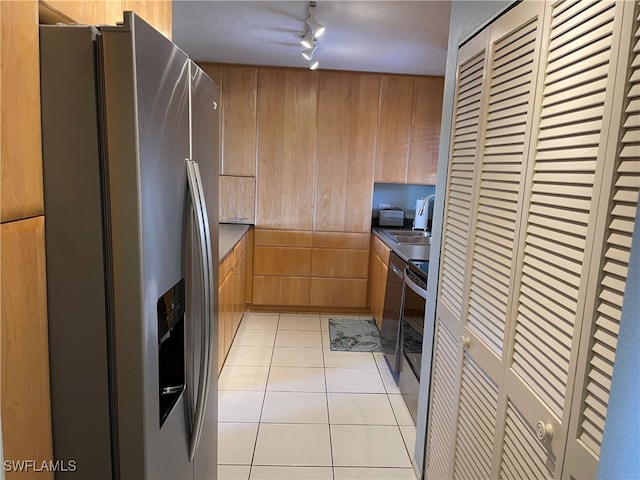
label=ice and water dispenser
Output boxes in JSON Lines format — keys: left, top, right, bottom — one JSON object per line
{"left": 157, "top": 279, "right": 186, "bottom": 427}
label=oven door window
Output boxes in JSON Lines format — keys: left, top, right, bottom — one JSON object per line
{"left": 402, "top": 268, "right": 427, "bottom": 379}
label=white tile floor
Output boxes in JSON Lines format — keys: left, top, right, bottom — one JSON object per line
{"left": 217, "top": 312, "right": 418, "bottom": 480}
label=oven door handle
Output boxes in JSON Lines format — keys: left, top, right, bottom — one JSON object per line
{"left": 404, "top": 268, "right": 428, "bottom": 300}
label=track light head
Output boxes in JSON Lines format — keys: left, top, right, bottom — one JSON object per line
{"left": 300, "top": 29, "right": 314, "bottom": 48}
{"left": 302, "top": 44, "right": 317, "bottom": 61}
{"left": 309, "top": 60, "right": 319, "bottom": 70}
{"left": 306, "top": 16, "right": 325, "bottom": 38}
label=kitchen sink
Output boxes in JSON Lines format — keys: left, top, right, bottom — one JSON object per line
{"left": 381, "top": 230, "right": 431, "bottom": 246}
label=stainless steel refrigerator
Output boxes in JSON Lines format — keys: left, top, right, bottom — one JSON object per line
{"left": 40, "top": 12, "right": 219, "bottom": 479}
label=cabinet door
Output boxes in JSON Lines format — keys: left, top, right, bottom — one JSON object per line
{"left": 220, "top": 66, "right": 257, "bottom": 176}
{"left": 1, "top": 0, "right": 44, "bottom": 223}
{"left": 315, "top": 72, "right": 379, "bottom": 232}
{"left": 218, "top": 273, "right": 233, "bottom": 371}
{"left": 219, "top": 176, "right": 256, "bottom": 224}
{"left": 367, "top": 249, "right": 388, "bottom": 331}
{"left": 309, "top": 278, "right": 368, "bottom": 308}
{"left": 407, "top": 76, "right": 444, "bottom": 185}
{"left": 256, "top": 69, "right": 318, "bottom": 230}
{"left": 252, "top": 277, "right": 311, "bottom": 306}
{"left": 374, "top": 75, "right": 415, "bottom": 183}
{"left": 1, "top": 217, "right": 53, "bottom": 473}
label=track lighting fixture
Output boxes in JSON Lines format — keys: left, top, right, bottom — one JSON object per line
{"left": 302, "top": 43, "right": 317, "bottom": 61}
{"left": 306, "top": 7, "right": 325, "bottom": 38}
{"left": 301, "top": 1, "right": 324, "bottom": 70}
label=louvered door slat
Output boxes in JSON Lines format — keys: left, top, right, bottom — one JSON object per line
{"left": 500, "top": 401, "right": 556, "bottom": 479}
{"left": 550, "top": 0, "right": 598, "bottom": 27}
{"left": 466, "top": 15, "right": 539, "bottom": 357}
{"left": 490, "top": 77, "right": 533, "bottom": 102}
{"left": 453, "top": 354, "right": 498, "bottom": 480}
{"left": 577, "top": 22, "right": 640, "bottom": 447}
{"left": 440, "top": 47, "right": 486, "bottom": 317}
{"left": 425, "top": 323, "right": 460, "bottom": 480}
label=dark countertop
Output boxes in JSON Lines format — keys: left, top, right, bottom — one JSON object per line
{"left": 219, "top": 224, "right": 251, "bottom": 261}
{"left": 372, "top": 228, "right": 430, "bottom": 263}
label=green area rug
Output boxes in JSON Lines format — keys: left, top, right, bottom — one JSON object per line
{"left": 328, "top": 318, "right": 383, "bottom": 352}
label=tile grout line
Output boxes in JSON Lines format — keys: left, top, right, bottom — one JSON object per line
{"left": 247, "top": 313, "right": 279, "bottom": 478}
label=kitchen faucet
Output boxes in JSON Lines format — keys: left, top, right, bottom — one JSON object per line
{"left": 413, "top": 194, "right": 436, "bottom": 232}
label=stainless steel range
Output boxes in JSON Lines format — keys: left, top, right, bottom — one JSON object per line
{"left": 399, "top": 259, "right": 429, "bottom": 423}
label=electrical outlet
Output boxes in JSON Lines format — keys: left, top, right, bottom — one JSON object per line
{"left": 379, "top": 203, "right": 391, "bottom": 209}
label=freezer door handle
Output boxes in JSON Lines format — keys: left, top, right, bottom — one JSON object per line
{"left": 186, "top": 159, "right": 214, "bottom": 461}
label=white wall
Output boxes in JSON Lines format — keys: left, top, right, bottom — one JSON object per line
{"left": 598, "top": 205, "right": 640, "bottom": 478}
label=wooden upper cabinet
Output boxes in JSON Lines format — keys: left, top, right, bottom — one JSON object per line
{"left": 408, "top": 76, "right": 444, "bottom": 185}
{"left": 375, "top": 75, "right": 415, "bottom": 183}
{"left": 43, "top": 1, "right": 172, "bottom": 38}
{"left": 256, "top": 69, "right": 318, "bottom": 230}
{"left": 315, "top": 72, "right": 379, "bottom": 232}
{"left": 219, "top": 176, "right": 256, "bottom": 224}
{"left": 221, "top": 66, "right": 257, "bottom": 176}
{"left": 1, "top": 0, "right": 44, "bottom": 223}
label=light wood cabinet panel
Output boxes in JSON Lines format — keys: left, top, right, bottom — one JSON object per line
{"left": 221, "top": 66, "right": 257, "bottom": 176}
{"left": 315, "top": 72, "right": 379, "bottom": 232}
{"left": 218, "top": 273, "right": 232, "bottom": 373}
{"left": 218, "top": 230, "right": 250, "bottom": 371}
{"left": 311, "top": 249, "right": 369, "bottom": 279}
{"left": 244, "top": 229, "right": 254, "bottom": 304}
{"left": 1, "top": 0, "right": 44, "bottom": 223}
{"left": 408, "top": 76, "right": 444, "bottom": 185}
{"left": 43, "top": 0, "right": 171, "bottom": 38}
{"left": 367, "top": 247, "right": 388, "bottom": 331}
{"left": 253, "top": 246, "right": 312, "bottom": 276}
{"left": 252, "top": 276, "right": 311, "bottom": 306}
{"left": 1, "top": 217, "right": 53, "bottom": 476}
{"left": 219, "top": 253, "right": 234, "bottom": 285}
{"left": 312, "top": 231, "right": 370, "bottom": 250}
{"left": 372, "top": 235, "right": 391, "bottom": 265}
{"left": 374, "top": 75, "right": 415, "bottom": 183}
{"left": 231, "top": 252, "right": 245, "bottom": 337}
{"left": 254, "top": 229, "right": 313, "bottom": 247}
{"left": 310, "top": 278, "right": 368, "bottom": 308}
{"left": 256, "top": 69, "right": 318, "bottom": 230}
{"left": 219, "top": 176, "right": 255, "bottom": 224}
{"left": 368, "top": 234, "right": 391, "bottom": 329}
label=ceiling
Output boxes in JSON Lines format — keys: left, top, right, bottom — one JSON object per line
{"left": 172, "top": 1, "right": 452, "bottom": 76}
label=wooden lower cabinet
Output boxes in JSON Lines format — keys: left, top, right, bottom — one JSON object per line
{"left": 310, "top": 278, "right": 368, "bottom": 308}
{"left": 217, "top": 230, "right": 250, "bottom": 373}
{"left": 251, "top": 229, "right": 370, "bottom": 309}
{"left": 368, "top": 235, "right": 391, "bottom": 330}
{"left": 252, "top": 276, "right": 312, "bottom": 306}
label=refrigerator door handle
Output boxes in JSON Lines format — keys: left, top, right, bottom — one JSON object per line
{"left": 185, "top": 159, "right": 214, "bottom": 461}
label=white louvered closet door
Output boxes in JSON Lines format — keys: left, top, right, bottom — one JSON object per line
{"left": 498, "top": 0, "right": 632, "bottom": 478}
{"left": 563, "top": 1, "right": 640, "bottom": 477}
{"left": 425, "top": 29, "right": 489, "bottom": 480}
{"left": 453, "top": 3, "right": 546, "bottom": 479}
